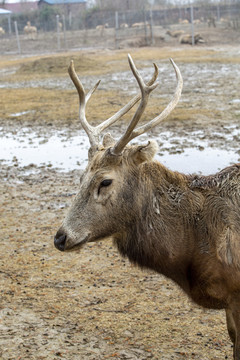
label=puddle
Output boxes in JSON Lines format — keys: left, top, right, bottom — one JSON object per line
{"left": 0, "top": 129, "right": 89, "bottom": 171}
{"left": 10, "top": 110, "right": 36, "bottom": 117}
{"left": 158, "top": 148, "right": 237, "bottom": 175}
{"left": 0, "top": 127, "right": 239, "bottom": 175}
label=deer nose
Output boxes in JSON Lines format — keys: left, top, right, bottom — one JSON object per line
{"left": 54, "top": 231, "right": 67, "bottom": 251}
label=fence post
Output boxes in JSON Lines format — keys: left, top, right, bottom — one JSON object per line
{"left": 69, "top": 11, "right": 72, "bottom": 29}
{"left": 62, "top": 14, "right": 67, "bottom": 49}
{"left": 217, "top": 5, "right": 220, "bottom": 22}
{"left": 115, "top": 10, "right": 119, "bottom": 29}
{"left": 8, "top": 15, "right": 12, "bottom": 35}
{"left": 14, "top": 21, "right": 21, "bottom": 54}
{"left": 149, "top": 0, "right": 155, "bottom": 45}
{"left": 190, "top": 5, "right": 195, "bottom": 46}
{"left": 56, "top": 14, "right": 60, "bottom": 50}
{"left": 143, "top": 8, "right": 148, "bottom": 45}
{"left": 115, "top": 11, "right": 119, "bottom": 49}
{"left": 149, "top": 7, "right": 154, "bottom": 45}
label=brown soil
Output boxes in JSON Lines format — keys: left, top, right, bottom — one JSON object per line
{"left": 0, "top": 38, "right": 239, "bottom": 359}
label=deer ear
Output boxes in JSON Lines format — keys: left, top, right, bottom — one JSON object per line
{"left": 103, "top": 133, "right": 116, "bottom": 148}
{"left": 129, "top": 140, "right": 158, "bottom": 165}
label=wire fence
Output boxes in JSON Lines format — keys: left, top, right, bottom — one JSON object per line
{"left": 0, "top": 3, "right": 239, "bottom": 55}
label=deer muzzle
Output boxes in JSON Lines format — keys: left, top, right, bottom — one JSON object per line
{"left": 54, "top": 227, "right": 91, "bottom": 252}
{"left": 54, "top": 230, "right": 67, "bottom": 251}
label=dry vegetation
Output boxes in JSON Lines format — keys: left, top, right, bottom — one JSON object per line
{"left": 1, "top": 46, "right": 239, "bottom": 127}
{"left": 0, "top": 43, "right": 239, "bottom": 359}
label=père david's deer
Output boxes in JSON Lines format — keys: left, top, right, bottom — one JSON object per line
{"left": 54, "top": 55, "right": 240, "bottom": 359}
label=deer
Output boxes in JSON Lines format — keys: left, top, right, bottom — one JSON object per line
{"left": 0, "top": 26, "right": 5, "bottom": 36}
{"left": 131, "top": 22, "right": 149, "bottom": 28}
{"left": 166, "top": 29, "right": 185, "bottom": 38}
{"left": 179, "top": 33, "right": 205, "bottom": 45}
{"left": 24, "top": 21, "right": 37, "bottom": 40}
{"left": 54, "top": 54, "right": 240, "bottom": 359}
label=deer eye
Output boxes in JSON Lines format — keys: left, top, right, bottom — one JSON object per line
{"left": 101, "top": 179, "right": 112, "bottom": 187}
{"left": 98, "top": 179, "right": 112, "bottom": 195}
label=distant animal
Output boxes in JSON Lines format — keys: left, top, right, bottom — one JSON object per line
{"left": 96, "top": 23, "right": 109, "bottom": 30}
{"left": 120, "top": 23, "right": 129, "bottom": 28}
{"left": 118, "top": 36, "right": 147, "bottom": 49}
{"left": 166, "top": 29, "right": 185, "bottom": 38}
{"left": 193, "top": 19, "right": 201, "bottom": 25}
{"left": 220, "top": 17, "right": 229, "bottom": 24}
{"left": 54, "top": 55, "right": 240, "bottom": 359}
{"left": 57, "top": 21, "right": 62, "bottom": 31}
{"left": 24, "top": 21, "right": 37, "bottom": 40}
{"left": 132, "top": 22, "right": 149, "bottom": 28}
{"left": 179, "top": 33, "right": 204, "bottom": 45}
{"left": 0, "top": 27, "right": 5, "bottom": 36}
{"left": 207, "top": 16, "right": 216, "bottom": 27}
{"left": 179, "top": 18, "right": 189, "bottom": 24}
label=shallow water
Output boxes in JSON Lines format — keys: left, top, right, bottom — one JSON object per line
{"left": 0, "top": 129, "right": 89, "bottom": 171}
{"left": 159, "top": 147, "right": 237, "bottom": 175}
{"left": 0, "top": 127, "right": 238, "bottom": 175}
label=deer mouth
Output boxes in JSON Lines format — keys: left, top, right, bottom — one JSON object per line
{"left": 65, "top": 234, "right": 91, "bottom": 252}
{"left": 65, "top": 233, "right": 109, "bottom": 251}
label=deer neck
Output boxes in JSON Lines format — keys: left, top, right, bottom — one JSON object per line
{"left": 113, "top": 161, "right": 199, "bottom": 290}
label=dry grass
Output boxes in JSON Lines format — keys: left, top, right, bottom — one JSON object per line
{"left": 1, "top": 46, "right": 240, "bottom": 80}
{"left": 1, "top": 86, "right": 221, "bottom": 127}
{"left": 0, "top": 88, "right": 131, "bottom": 125}
{"left": 0, "top": 46, "right": 238, "bottom": 127}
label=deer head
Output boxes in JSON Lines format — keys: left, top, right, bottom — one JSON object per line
{"left": 54, "top": 54, "right": 183, "bottom": 252}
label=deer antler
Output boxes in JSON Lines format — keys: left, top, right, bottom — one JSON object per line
{"left": 112, "top": 56, "right": 183, "bottom": 155}
{"left": 68, "top": 60, "right": 101, "bottom": 148}
{"left": 68, "top": 58, "right": 159, "bottom": 150}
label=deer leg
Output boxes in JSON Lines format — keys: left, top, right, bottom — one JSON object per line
{"left": 226, "top": 298, "right": 240, "bottom": 360}
{"left": 226, "top": 308, "right": 236, "bottom": 344}
{"left": 233, "top": 310, "right": 240, "bottom": 360}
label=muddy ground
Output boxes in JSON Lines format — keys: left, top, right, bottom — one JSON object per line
{"left": 0, "top": 38, "right": 240, "bottom": 360}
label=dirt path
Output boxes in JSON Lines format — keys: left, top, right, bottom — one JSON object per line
{"left": 0, "top": 45, "right": 239, "bottom": 359}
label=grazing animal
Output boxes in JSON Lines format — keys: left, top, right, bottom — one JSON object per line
{"left": 96, "top": 23, "right": 109, "bottom": 30}
{"left": 54, "top": 55, "right": 240, "bottom": 359}
{"left": 193, "top": 19, "right": 201, "bottom": 25}
{"left": 57, "top": 21, "right": 62, "bottom": 31}
{"left": 131, "top": 22, "right": 148, "bottom": 28}
{"left": 96, "top": 23, "right": 109, "bottom": 36}
{"left": 24, "top": 21, "right": 37, "bottom": 40}
{"left": 166, "top": 29, "right": 185, "bottom": 38}
{"left": 179, "top": 18, "right": 189, "bottom": 24}
{"left": 179, "top": 33, "right": 204, "bottom": 44}
{"left": 120, "top": 23, "right": 129, "bottom": 28}
{"left": 0, "top": 27, "right": 5, "bottom": 36}
{"left": 208, "top": 16, "right": 216, "bottom": 27}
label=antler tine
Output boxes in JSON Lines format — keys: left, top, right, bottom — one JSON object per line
{"left": 128, "top": 58, "right": 183, "bottom": 140}
{"left": 86, "top": 79, "right": 101, "bottom": 104}
{"left": 68, "top": 60, "right": 100, "bottom": 148}
{"left": 96, "top": 61, "right": 159, "bottom": 134}
{"left": 112, "top": 54, "right": 159, "bottom": 155}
